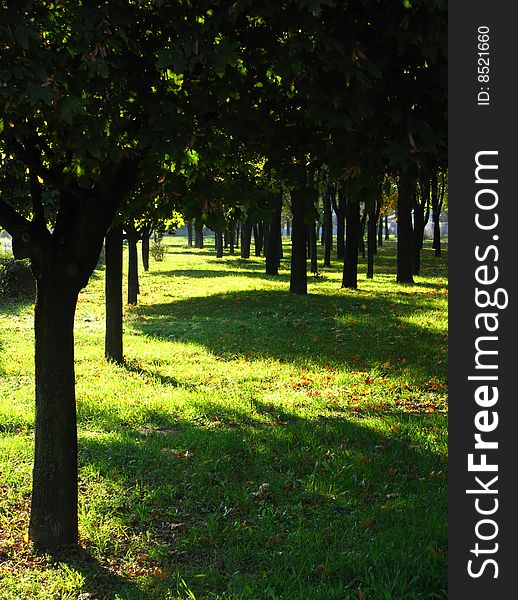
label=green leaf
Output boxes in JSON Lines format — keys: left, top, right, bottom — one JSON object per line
{"left": 209, "top": 39, "right": 238, "bottom": 74}
{"left": 57, "top": 97, "right": 84, "bottom": 125}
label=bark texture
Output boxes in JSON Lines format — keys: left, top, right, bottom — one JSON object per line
{"left": 105, "top": 225, "right": 123, "bottom": 364}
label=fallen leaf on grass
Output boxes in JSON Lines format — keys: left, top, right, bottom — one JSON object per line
{"left": 128, "top": 566, "right": 170, "bottom": 579}
{"left": 251, "top": 483, "right": 272, "bottom": 500}
{"left": 360, "top": 518, "right": 375, "bottom": 530}
{"left": 168, "top": 522, "right": 188, "bottom": 531}
{"left": 314, "top": 563, "right": 327, "bottom": 577}
{"left": 266, "top": 535, "right": 283, "bottom": 548}
{"left": 161, "top": 448, "right": 191, "bottom": 458}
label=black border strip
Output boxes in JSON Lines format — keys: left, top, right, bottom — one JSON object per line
{"left": 449, "top": 1, "right": 517, "bottom": 595}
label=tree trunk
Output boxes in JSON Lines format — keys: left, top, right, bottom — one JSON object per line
{"left": 342, "top": 200, "right": 360, "bottom": 289}
{"left": 253, "top": 223, "right": 264, "bottom": 256}
{"left": 397, "top": 170, "right": 416, "bottom": 284}
{"left": 187, "top": 220, "right": 193, "bottom": 247}
{"left": 29, "top": 279, "right": 79, "bottom": 548}
{"left": 333, "top": 189, "right": 345, "bottom": 260}
{"left": 290, "top": 187, "right": 307, "bottom": 294}
{"left": 215, "top": 229, "right": 224, "bottom": 258}
{"left": 286, "top": 219, "right": 291, "bottom": 237}
{"left": 433, "top": 214, "right": 441, "bottom": 256}
{"left": 413, "top": 204, "right": 423, "bottom": 276}
{"left": 0, "top": 158, "right": 140, "bottom": 550}
{"left": 105, "top": 225, "right": 123, "bottom": 364}
{"left": 367, "top": 210, "right": 376, "bottom": 279}
{"left": 359, "top": 212, "right": 367, "bottom": 259}
{"left": 431, "top": 171, "right": 442, "bottom": 256}
{"left": 240, "top": 219, "right": 252, "bottom": 259}
{"left": 385, "top": 215, "right": 389, "bottom": 240}
{"left": 323, "top": 186, "right": 333, "bottom": 267}
{"left": 413, "top": 174, "right": 431, "bottom": 276}
{"left": 235, "top": 222, "right": 240, "bottom": 247}
{"left": 309, "top": 222, "right": 318, "bottom": 274}
{"left": 194, "top": 219, "right": 204, "bottom": 248}
{"left": 228, "top": 226, "right": 235, "bottom": 255}
{"left": 377, "top": 217, "right": 383, "bottom": 247}
{"left": 127, "top": 231, "right": 139, "bottom": 304}
{"left": 265, "top": 193, "right": 282, "bottom": 275}
{"left": 141, "top": 233, "right": 150, "bottom": 272}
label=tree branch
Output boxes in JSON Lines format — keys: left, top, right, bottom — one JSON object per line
{"left": 0, "top": 197, "right": 32, "bottom": 238}
{"left": 0, "top": 196, "right": 50, "bottom": 260}
{"left": 3, "top": 132, "right": 85, "bottom": 202}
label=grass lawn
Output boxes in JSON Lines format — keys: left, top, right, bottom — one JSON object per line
{"left": 0, "top": 237, "right": 448, "bottom": 600}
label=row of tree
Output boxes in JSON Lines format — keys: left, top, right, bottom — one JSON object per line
{"left": 0, "top": 0, "right": 447, "bottom": 548}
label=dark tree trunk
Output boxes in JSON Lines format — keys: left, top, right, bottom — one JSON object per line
{"left": 413, "top": 173, "right": 431, "bottom": 276}
{"left": 235, "top": 222, "right": 240, "bottom": 247}
{"left": 0, "top": 158, "right": 139, "bottom": 550}
{"left": 413, "top": 204, "right": 423, "bottom": 276}
{"left": 253, "top": 223, "right": 264, "bottom": 256}
{"left": 29, "top": 279, "right": 79, "bottom": 548}
{"left": 433, "top": 214, "right": 441, "bottom": 256}
{"left": 309, "top": 222, "right": 318, "bottom": 274}
{"left": 333, "top": 189, "right": 345, "bottom": 260}
{"left": 265, "top": 193, "right": 282, "bottom": 275}
{"left": 127, "top": 230, "right": 139, "bottom": 305}
{"left": 141, "top": 233, "right": 150, "bottom": 272}
{"left": 359, "top": 212, "right": 367, "bottom": 259}
{"left": 431, "top": 170, "right": 442, "bottom": 257}
{"left": 323, "top": 186, "right": 333, "bottom": 267}
{"left": 194, "top": 219, "right": 204, "bottom": 248}
{"left": 228, "top": 227, "right": 235, "bottom": 255}
{"left": 105, "top": 225, "right": 123, "bottom": 364}
{"left": 377, "top": 217, "right": 383, "bottom": 247}
{"left": 286, "top": 219, "right": 291, "bottom": 237}
{"left": 240, "top": 219, "right": 252, "bottom": 259}
{"left": 187, "top": 220, "right": 193, "bottom": 247}
{"left": 342, "top": 200, "right": 360, "bottom": 289}
{"left": 384, "top": 215, "right": 389, "bottom": 240}
{"left": 367, "top": 210, "right": 377, "bottom": 279}
{"left": 290, "top": 187, "right": 308, "bottom": 294}
{"left": 397, "top": 170, "right": 416, "bottom": 284}
{"left": 215, "top": 230, "right": 224, "bottom": 258}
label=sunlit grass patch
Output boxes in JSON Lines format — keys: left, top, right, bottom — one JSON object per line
{"left": 0, "top": 237, "right": 447, "bottom": 599}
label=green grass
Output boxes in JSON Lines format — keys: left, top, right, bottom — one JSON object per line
{"left": 0, "top": 237, "right": 448, "bottom": 599}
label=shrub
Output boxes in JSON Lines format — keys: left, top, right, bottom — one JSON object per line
{"left": 150, "top": 239, "right": 166, "bottom": 262}
{"left": 0, "top": 249, "right": 35, "bottom": 300}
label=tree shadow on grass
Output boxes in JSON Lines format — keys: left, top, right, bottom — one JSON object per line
{"left": 76, "top": 407, "right": 447, "bottom": 599}
{"left": 156, "top": 268, "right": 290, "bottom": 283}
{"left": 44, "top": 546, "right": 154, "bottom": 600}
{"left": 122, "top": 359, "right": 198, "bottom": 390}
{"left": 130, "top": 289, "right": 447, "bottom": 383}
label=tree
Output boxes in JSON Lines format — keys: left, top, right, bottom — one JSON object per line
{"left": 0, "top": 1, "right": 251, "bottom": 548}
